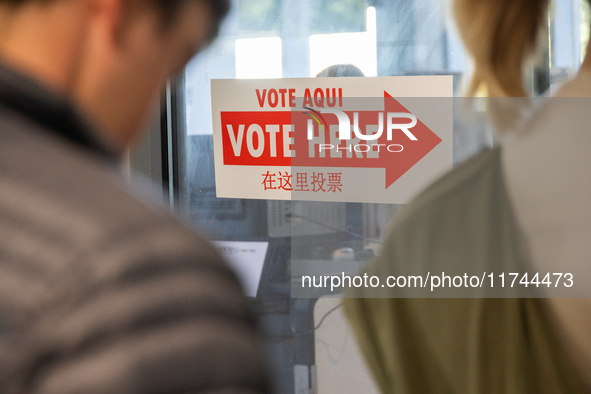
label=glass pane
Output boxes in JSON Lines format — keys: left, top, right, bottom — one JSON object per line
{"left": 174, "top": 1, "right": 584, "bottom": 393}
{"left": 548, "top": 0, "right": 590, "bottom": 92}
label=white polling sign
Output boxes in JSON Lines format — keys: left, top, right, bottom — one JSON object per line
{"left": 210, "top": 76, "right": 453, "bottom": 204}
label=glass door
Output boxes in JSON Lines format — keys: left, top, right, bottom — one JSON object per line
{"left": 133, "top": 1, "right": 591, "bottom": 393}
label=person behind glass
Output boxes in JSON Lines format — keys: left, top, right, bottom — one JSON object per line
{"left": 316, "top": 64, "right": 365, "bottom": 78}
{"left": 345, "top": 0, "right": 591, "bottom": 393}
{"left": 0, "top": 1, "right": 269, "bottom": 393}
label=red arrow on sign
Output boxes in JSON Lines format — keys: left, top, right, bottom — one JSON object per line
{"left": 220, "top": 92, "right": 442, "bottom": 189}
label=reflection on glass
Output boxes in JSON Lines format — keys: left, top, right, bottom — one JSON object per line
{"left": 309, "top": 7, "right": 377, "bottom": 77}
{"left": 173, "top": 1, "right": 589, "bottom": 393}
{"left": 236, "top": 37, "right": 283, "bottom": 79}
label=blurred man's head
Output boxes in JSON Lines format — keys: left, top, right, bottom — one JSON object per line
{"left": 0, "top": 0, "right": 229, "bottom": 150}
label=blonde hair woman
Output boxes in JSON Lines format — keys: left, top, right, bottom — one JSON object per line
{"left": 344, "top": 0, "right": 591, "bottom": 392}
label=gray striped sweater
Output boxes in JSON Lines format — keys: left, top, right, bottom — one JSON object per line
{"left": 0, "top": 62, "right": 268, "bottom": 394}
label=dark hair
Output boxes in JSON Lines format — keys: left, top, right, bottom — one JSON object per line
{"left": 0, "top": 0, "right": 230, "bottom": 40}
{"left": 316, "top": 64, "right": 365, "bottom": 78}
{"left": 151, "top": 0, "right": 230, "bottom": 39}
